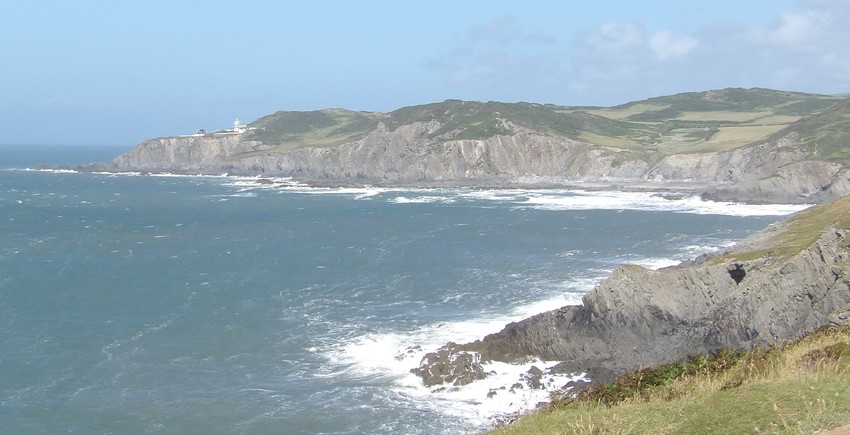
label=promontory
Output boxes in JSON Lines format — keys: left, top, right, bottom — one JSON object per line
{"left": 95, "top": 87, "right": 850, "bottom": 205}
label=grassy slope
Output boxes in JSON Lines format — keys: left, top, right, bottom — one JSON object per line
{"left": 766, "top": 97, "right": 850, "bottom": 166}
{"left": 584, "top": 88, "right": 842, "bottom": 154}
{"left": 236, "top": 88, "right": 844, "bottom": 163}
{"left": 717, "top": 194, "right": 850, "bottom": 264}
{"left": 492, "top": 197, "right": 850, "bottom": 434}
{"left": 246, "top": 109, "right": 385, "bottom": 154}
{"left": 492, "top": 326, "right": 850, "bottom": 435}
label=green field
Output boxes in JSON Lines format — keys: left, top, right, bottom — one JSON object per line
{"left": 231, "top": 88, "right": 847, "bottom": 165}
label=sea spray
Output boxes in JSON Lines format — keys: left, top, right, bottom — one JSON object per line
{"left": 0, "top": 157, "right": 806, "bottom": 433}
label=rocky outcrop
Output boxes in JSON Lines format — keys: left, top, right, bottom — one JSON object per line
{"left": 112, "top": 134, "right": 272, "bottom": 172}
{"left": 412, "top": 203, "right": 850, "bottom": 385}
{"left": 108, "top": 122, "right": 850, "bottom": 204}
{"left": 702, "top": 159, "right": 850, "bottom": 204}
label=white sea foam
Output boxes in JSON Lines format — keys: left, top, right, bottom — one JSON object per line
{"left": 456, "top": 189, "right": 527, "bottom": 202}
{"left": 389, "top": 195, "right": 454, "bottom": 204}
{"left": 631, "top": 257, "right": 682, "bottom": 270}
{"left": 332, "top": 325, "right": 587, "bottom": 429}
{"left": 284, "top": 186, "right": 808, "bottom": 217}
{"left": 28, "top": 168, "right": 80, "bottom": 174}
{"left": 325, "top": 288, "right": 588, "bottom": 429}
{"left": 286, "top": 186, "right": 395, "bottom": 199}
{"left": 516, "top": 190, "right": 810, "bottom": 216}
{"left": 28, "top": 169, "right": 813, "bottom": 218}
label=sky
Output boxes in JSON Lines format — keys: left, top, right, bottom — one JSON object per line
{"left": 2, "top": 0, "right": 850, "bottom": 146}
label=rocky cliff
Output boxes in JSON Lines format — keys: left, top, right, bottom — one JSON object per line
{"left": 412, "top": 196, "right": 850, "bottom": 386}
{"left": 110, "top": 122, "right": 850, "bottom": 204}
{"left": 105, "top": 89, "right": 850, "bottom": 203}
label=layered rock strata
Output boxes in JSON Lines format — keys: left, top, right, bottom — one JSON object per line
{"left": 109, "top": 125, "right": 850, "bottom": 204}
{"left": 412, "top": 206, "right": 850, "bottom": 386}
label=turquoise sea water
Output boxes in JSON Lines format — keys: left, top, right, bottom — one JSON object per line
{"left": 0, "top": 145, "right": 808, "bottom": 433}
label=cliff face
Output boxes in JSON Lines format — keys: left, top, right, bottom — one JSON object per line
{"left": 412, "top": 199, "right": 850, "bottom": 385}
{"left": 110, "top": 122, "right": 850, "bottom": 204}
{"left": 112, "top": 135, "right": 272, "bottom": 171}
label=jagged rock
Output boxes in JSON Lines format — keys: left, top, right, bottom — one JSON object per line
{"left": 828, "top": 309, "right": 850, "bottom": 326}
{"left": 414, "top": 204, "right": 850, "bottom": 386}
{"left": 409, "top": 343, "right": 488, "bottom": 387}
{"left": 521, "top": 365, "right": 544, "bottom": 389}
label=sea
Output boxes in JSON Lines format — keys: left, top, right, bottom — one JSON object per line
{"left": 0, "top": 144, "right": 810, "bottom": 434}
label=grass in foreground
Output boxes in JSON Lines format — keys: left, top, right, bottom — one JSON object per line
{"left": 491, "top": 325, "right": 850, "bottom": 434}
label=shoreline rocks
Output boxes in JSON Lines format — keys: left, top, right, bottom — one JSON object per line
{"left": 411, "top": 205, "right": 850, "bottom": 386}
{"left": 100, "top": 126, "right": 850, "bottom": 204}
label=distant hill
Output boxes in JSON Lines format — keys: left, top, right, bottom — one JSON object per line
{"left": 107, "top": 87, "right": 850, "bottom": 204}
{"left": 246, "top": 88, "right": 844, "bottom": 159}
{"left": 768, "top": 96, "right": 850, "bottom": 165}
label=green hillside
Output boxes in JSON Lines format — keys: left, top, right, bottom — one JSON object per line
{"left": 248, "top": 109, "right": 384, "bottom": 153}
{"left": 491, "top": 325, "right": 850, "bottom": 435}
{"left": 240, "top": 88, "right": 844, "bottom": 160}
{"left": 584, "top": 88, "right": 843, "bottom": 153}
{"left": 768, "top": 97, "right": 850, "bottom": 166}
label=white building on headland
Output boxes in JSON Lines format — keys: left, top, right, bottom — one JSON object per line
{"left": 183, "top": 119, "right": 253, "bottom": 137}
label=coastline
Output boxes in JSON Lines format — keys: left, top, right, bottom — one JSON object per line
{"left": 55, "top": 162, "right": 769, "bottom": 204}
{"left": 411, "top": 195, "right": 850, "bottom": 425}
{"left": 15, "top": 161, "right": 831, "bottom": 431}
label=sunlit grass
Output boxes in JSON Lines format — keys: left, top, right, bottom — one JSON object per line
{"left": 718, "top": 195, "right": 850, "bottom": 263}
{"left": 583, "top": 104, "right": 672, "bottom": 121}
{"left": 708, "top": 124, "right": 789, "bottom": 145}
{"left": 675, "top": 110, "right": 775, "bottom": 122}
{"left": 219, "top": 89, "right": 844, "bottom": 165}
{"left": 491, "top": 326, "right": 850, "bottom": 435}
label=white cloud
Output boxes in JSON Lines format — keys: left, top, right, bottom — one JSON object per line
{"left": 649, "top": 31, "right": 698, "bottom": 60}
{"left": 581, "top": 22, "right": 644, "bottom": 53}
{"left": 748, "top": 11, "right": 831, "bottom": 49}
{"left": 429, "top": 3, "right": 850, "bottom": 107}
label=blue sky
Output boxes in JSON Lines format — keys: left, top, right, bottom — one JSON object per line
{"left": 3, "top": 0, "right": 850, "bottom": 145}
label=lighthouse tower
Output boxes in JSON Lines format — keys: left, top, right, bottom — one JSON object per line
{"left": 233, "top": 119, "right": 247, "bottom": 133}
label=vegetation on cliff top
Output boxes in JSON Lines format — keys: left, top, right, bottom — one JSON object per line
{"left": 718, "top": 194, "right": 850, "bottom": 264}
{"left": 239, "top": 88, "right": 845, "bottom": 163}
{"left": 492, "top": 325, "right": 850, "bottom": 434}
{"left": 248, "top": 108, "right": 384, "bottom": 152}
{"left": 768, "top": 97, "right": 850, "bottom": 165}
{"left": 493, "top": 196, "right": 850, "bottom": 433}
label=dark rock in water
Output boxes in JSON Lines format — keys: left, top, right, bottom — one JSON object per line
{"left": 413, "top": 212, "right": 850, "bottom": 386}
{"left": 521, "top": 365, "right": 544, "bottom": 389}
{"left": 410, "top": 343, "right": 488, "bottom": 387}
{"left": 83, "top": 161, "right": 117, "bottom": 172}
{"left": 561, "top": 377, "right": 592, "bottom": 391}
{"left": 652, "top": 192, "right": 689, "bottom": 201}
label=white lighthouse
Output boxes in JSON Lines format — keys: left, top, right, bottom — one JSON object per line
{"left": 233, "top": 119, "right": 247, "bottom": 133}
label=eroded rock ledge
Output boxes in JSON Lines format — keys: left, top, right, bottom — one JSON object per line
{"left": 412, "top": 200, "right": 850, "bottom": 386}
{"left": 103, "top": 126, "right": 850, "bottom": 204}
